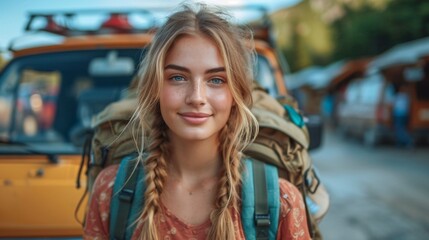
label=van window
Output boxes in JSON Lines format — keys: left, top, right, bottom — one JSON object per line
{"left": 15, "top": 70, "right": 61, "bottom": 138}
{"left": 360, "top": 74, "right": 383, "bottom": 104}
{"left": 0, "top": 48, "right": 144, "bottom": 146}
{"left": 345, "top": 80, "right": 361, "bottom": 103}
{"left": 0, "top": 64, "right": 19, "bottom": 139}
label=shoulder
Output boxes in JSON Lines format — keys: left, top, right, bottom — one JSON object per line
{"left": 89, "top": 164, "right": 120, "bottom": 211}
{"left": 276, "top": 179, "right": 311, "bottom": 239}
{"left": 278, "top": 178, "right": 306, "bottom": 216}
{"left": 83, "top": 165, "right": 120, "bottom": 238}
{"left": 93, "top": 164, "right": 120, "bottom": 194}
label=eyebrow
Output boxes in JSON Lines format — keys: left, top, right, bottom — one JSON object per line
{"left": 164, "top": 64, "right": 225, "bottom": 74}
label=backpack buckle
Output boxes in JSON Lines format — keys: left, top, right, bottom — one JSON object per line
{"left": 255, "top": 213, "right": 271, "bottom": 227}
{"left": 305, "top": 168, "right": 321, "bottom": 194}
{"left": 119, "top": 188, "right": 134, "bottom": 202}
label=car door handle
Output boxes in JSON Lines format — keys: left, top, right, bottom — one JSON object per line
{"left": 28, "top": 168, "right": 45, "bottom": 178}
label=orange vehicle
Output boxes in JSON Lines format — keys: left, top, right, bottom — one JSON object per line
{"left": 0, "top": 8, "right": 321, "bottom": 238}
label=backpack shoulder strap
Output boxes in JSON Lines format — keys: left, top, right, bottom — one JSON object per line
{"left": 241, "top": 157, "right": 280, "bottom": 240}
{"left": 110, "top": 154, "right": 145, "bottom": 240}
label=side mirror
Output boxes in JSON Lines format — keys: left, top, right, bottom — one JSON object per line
{"left": 305, "top": 114, "right": 323, "bottom": 151}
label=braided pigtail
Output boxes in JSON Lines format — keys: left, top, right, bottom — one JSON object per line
{"left": 138, "top": 117, "right": 169, "bottom": 240}
{"left": 207, "top": 167, "right": 236, "bottom": 240}
{"left": 207, "top": 112, "right": 244, "bottom": 239}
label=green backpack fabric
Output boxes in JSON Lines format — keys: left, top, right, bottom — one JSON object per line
{"left": 77, "top": 82, "right": 329, "bottom": 239}
{"left": 86, "top": 98, "right": 140, "bottom": 192}
{"left": 109, "top": 155, "right": 280, "bottom": 240}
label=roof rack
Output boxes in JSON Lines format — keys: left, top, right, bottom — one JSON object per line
{"left": 8, "top": 8, "right": 167, "bottom": 52}
{"left": 24, "top": 9, "right": 161, "bottom": 36}
{"left": 9, "top": 5, "right": 276, "bottom": 52}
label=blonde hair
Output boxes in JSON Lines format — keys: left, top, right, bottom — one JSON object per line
{"left": 132, "top": 3, "right": 258, "bottom": 239}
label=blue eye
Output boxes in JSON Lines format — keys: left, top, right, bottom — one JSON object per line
{"left": 170, "top": 75, "right": 185, "bottom": 82}
{"left": 209, "top": 78, "right": 225, "bottom": 85}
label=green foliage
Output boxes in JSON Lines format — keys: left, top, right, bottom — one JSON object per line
{"left": 272, "top": 0, "right": 333, "bottom": 72}
{"left": 331, "top": 0, "right": 429, "bottom": 61}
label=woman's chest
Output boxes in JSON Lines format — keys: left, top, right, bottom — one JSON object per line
{"left": 161, "top": 179, "right": 217, "bottom": 226}
{"left": 161, "top": 192, "right": 214, "bottom": 226}
{"left": 131, "top": 205, "right": 246, "bottom": 240}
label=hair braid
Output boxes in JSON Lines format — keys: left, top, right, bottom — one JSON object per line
{"left": 206, "top": 119, "right": 243, "bottom": 240}
{"left": 207, "top": 167, "right": 235, "bottom": 240}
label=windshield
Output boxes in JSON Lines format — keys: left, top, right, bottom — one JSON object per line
{"left": 0, "top": 49, "right": 143, "bottom": 152}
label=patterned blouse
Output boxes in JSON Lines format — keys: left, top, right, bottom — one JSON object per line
{"left": 83, "top": 165, "right": 311, "bottom": 240}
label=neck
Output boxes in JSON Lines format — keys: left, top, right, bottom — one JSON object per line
{"left": 167, "top": 135, "right": 222, "bottom": 180}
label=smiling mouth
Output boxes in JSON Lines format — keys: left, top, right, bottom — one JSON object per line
{"left": 178, "top": 112, "right": 212, "bottom": 124}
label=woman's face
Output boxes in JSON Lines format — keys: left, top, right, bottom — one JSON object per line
{"left": 160, "top": 34, "right": 233, "bottom": 143}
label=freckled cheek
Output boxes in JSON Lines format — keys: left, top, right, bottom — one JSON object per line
{"left": 160, "top": 85, "right": 185, "bottom": 110}
{"left": 209, "top": 90, "right": 233, "bottom": 112}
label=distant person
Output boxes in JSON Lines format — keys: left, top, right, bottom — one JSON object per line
{"left": 393, "top": 85, "right": 413, "bottom": 148}
{"left": 321, "top": 93, "right": 334, "bottom": 127}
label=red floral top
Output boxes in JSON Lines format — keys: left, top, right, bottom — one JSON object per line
{"left": 83, "top": 165, "right": 311, "bottom": 240}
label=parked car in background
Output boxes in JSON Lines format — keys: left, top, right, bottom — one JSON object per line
{"left": 336, "top": 66, "right": 429, "bottom": 146}
{"left": 0, "top": 7, "right": 322, "bottom": 238}
{"left": 336, "top": 73, "right": 394, "bottom": 145}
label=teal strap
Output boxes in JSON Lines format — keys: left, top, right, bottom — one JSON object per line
{"left": 241, "top": 159, "right": 255, "bottom": 239}
{"left": 241, "top": 158, "right": 280, "bottom": 240}
{"left": 253, "top": 159, "right": 270, "bottom": 239}
{"left": 110, "top": 154, "right": 144, "bottom": 240}
{"left": 262, "top": 160, "right": 280, "bottom": 240}
{"left": 283, "top": 105, "right": 304, "bottom": 128}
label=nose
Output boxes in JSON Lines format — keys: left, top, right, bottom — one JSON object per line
{"left": 185, "top": 78, "right": 206, "bottom": 106}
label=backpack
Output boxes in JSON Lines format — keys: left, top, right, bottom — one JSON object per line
{"left": 248, "top": 86, "right": 329, "bottom": 239}
{"left": 77, "top": 82, "right": 329, "bottom": 239}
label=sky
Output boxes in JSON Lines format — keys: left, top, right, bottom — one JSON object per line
{"left": 0, "top": 0, "right": 301, "bottom": 58}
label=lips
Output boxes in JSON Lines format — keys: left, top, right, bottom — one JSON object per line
{"left": 178, "top": 112, "right": 212, "bottom": 124}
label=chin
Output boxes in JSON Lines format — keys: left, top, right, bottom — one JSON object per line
{"left": 175, "top": 129, "right": 218, "bottom": 142}
{"left": 179, "top": 134, "right": 213, "bottom": 141}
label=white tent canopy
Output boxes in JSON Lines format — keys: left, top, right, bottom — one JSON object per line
{"left": 285, "top": 60, "right": 345, "bottom": 90}
{"left": 368, "top": 37, "right": 429, "bottom": 74}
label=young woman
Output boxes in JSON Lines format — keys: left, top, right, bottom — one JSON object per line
{"left": 84, "top": 4, "right": 310, "bottom": 240}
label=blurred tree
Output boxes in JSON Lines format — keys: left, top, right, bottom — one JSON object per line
{"left": 271, "top": 0, "right": 333, "bottom": 71}
{"left": 331, "top": 0, "right": 429, "bottom": 60}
